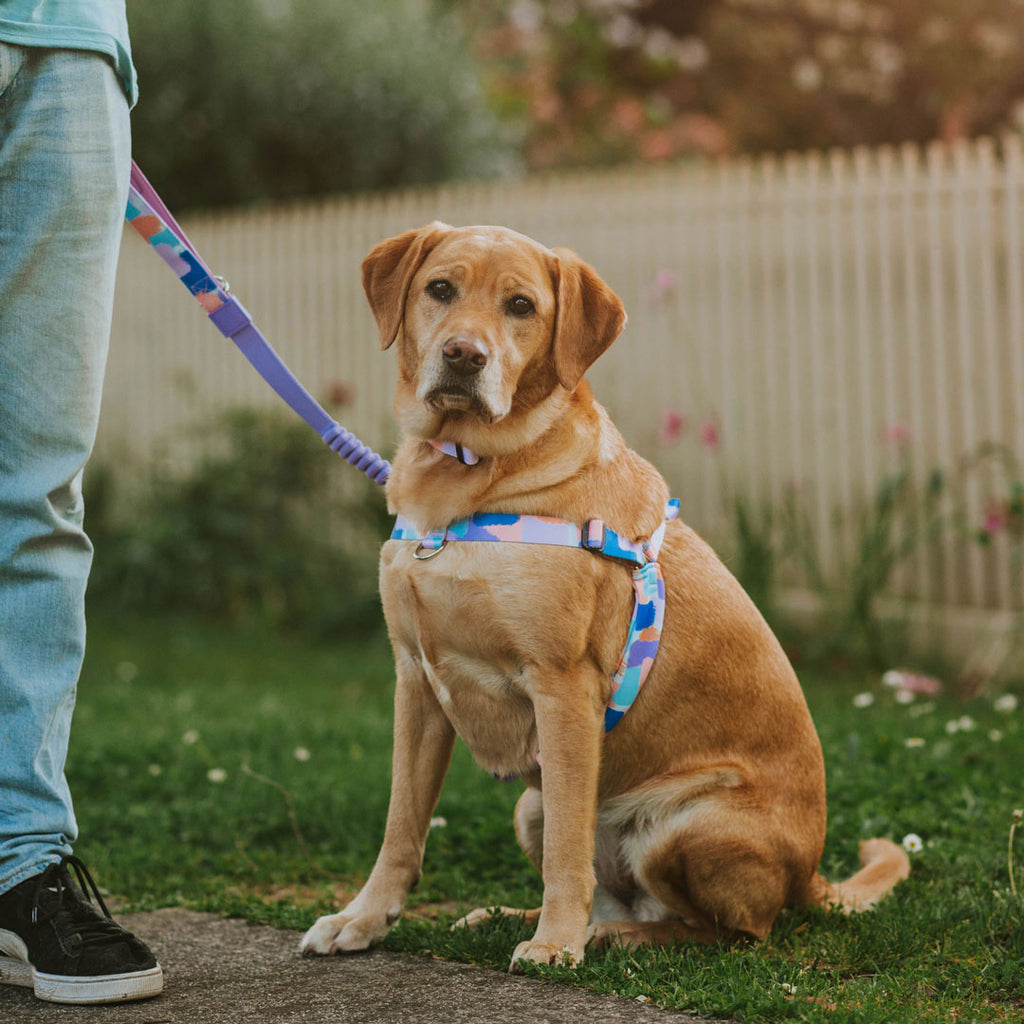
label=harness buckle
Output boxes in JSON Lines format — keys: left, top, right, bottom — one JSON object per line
{"left": 582, "top": 519, "right": 606, "bottom": 553}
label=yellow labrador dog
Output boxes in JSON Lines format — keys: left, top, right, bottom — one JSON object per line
{"left": 300, "top": 222, "right": 909, "bottom": 971}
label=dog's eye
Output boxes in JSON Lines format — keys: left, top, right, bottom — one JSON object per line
{"left": 506, "top": 295, "right": 535, "bottom": 317}
{"left": 427, "top": 280, "right": 455, "bottom": 303}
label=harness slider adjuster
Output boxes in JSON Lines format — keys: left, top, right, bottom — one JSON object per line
{"left": 582, "top": 519, "right": 606, "bottom": 553}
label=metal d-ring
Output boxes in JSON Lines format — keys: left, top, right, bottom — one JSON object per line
{"left": 413, "top": 537, "right": 448, "bottom": 560}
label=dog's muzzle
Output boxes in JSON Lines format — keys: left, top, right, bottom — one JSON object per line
{"left": 422, "top": 334, "right": 499, "bottom": 420}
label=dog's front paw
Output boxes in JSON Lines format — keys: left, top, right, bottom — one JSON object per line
{"left": 509, "top": 939, "right": 584, "bottom": 973}
{"left": 300, "top": 904, "right": 401, "bottom": 956}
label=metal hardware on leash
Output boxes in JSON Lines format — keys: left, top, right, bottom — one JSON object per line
{"left": 413, "top": 538, "right": 448, "bottom": 560}
{"left": 125, "top": 161, "right": 391, "bottom": 486}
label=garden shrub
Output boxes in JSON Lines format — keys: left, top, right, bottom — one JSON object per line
{"left": 86, "top": 408, "right": 389, "bottom": 638}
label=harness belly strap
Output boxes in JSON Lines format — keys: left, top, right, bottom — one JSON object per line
{"left": 390, "top": 500, "right": 679, "bottom": 732}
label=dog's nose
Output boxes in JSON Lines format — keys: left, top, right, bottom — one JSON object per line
{"left": 442, "top": 334, "right": 488, "bottom": 375}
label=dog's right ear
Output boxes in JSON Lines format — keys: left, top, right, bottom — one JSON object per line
{"left": 362, "top": 222, "right": 451, "bottom": 350}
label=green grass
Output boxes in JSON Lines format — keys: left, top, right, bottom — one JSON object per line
{"left": 73, "top": 609, "right": 1023, "bottom": 1023}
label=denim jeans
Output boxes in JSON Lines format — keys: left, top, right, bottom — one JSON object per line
{"left": 0, "top": 43, "right": 130, "bottom": 893}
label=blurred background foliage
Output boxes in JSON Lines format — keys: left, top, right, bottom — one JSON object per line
{"left": 129, "top": 0, "right": 1024, "bottom": 210}
{"left": 126, "top": 0, "right": 520, "bottom": 210}
{"left": 459, "top": 0, "right": 1024, "bottom": 167}
{"left": 86, "top": 410, "right": 390, "bottom": 639}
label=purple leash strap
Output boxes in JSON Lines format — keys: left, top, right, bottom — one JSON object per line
{"left": 124, "top": 161, "right": 391, "bottom": 485}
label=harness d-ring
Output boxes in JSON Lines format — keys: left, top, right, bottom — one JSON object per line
{"left": 413, "top": 538, "right": 448, "bottom": 560}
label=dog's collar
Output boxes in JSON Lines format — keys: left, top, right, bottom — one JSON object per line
{"left": 390, "top": 501, "right": 679, "bottom": 733}
{"left": 428, "top": 439, "right": 480, "bottom": 466}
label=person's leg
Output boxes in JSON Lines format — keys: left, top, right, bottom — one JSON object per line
{"left": 0, "top": 41, "right": 160, "bottom": 1005}
{"left": 0, "top": 41, "right": 130, "bottom": 894}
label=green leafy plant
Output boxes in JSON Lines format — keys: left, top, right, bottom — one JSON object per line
{"left": 86, "top": 408, "right": 388, "bottom": 638}
{"left": 834, "top": 462, "right": 947, "bottom": 666}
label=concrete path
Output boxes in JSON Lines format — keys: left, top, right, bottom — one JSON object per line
{"left": 2, "top": 909, "right": 716, "bottom": 1023}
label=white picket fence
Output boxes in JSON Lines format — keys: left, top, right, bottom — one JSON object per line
{"left": 101, "top": 136, "right": 1024, "bottom": 643}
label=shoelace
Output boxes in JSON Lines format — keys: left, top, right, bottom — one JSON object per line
{"left": 31, "top": 856, "right": 111, "bottom": 921}
{"left": 29, "top": 856, "right": 130, "bottom": 951}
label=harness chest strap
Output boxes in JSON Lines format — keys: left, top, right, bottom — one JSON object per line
{"left": 390, "top": 500, "right": 680, "bottom": 732}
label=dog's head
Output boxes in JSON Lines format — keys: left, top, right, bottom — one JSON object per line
{"left": 362, "top": 223, "right": 625, "bottom": 442}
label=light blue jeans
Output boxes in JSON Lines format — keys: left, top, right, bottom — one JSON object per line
{"left": 0, "top": 43, "right": 130, "bottom": 894}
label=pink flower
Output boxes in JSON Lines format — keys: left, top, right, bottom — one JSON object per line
{"left": 981, "top": 503, "right": 1005, "bottom": 537}
{"left": 882, "top": 669, "right": 943, "bottom": 696}
{"left": 884, "top": 424, "right": 911, "bottom": 448}
{"left": 650, "top": 268, "right": 677, "bottom": 303}
{"left": 700, "top": 419, "right": 720, "bottom": 451}
{"left": 659, "top": 410, "right": 687, "bottom": 444}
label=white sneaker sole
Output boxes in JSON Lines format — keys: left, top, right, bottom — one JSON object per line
{"left": 0, "top": 952, "right": 163, "bottom": 1004}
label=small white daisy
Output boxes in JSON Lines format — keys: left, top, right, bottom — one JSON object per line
{"left": 207, "top": 768, "right": 227, "bottom": 783}
{"left": 895, "top": 689, "right": 916, "bottom": 705}
{"left": 853, "top": 692, "right": 875, "bottom": 708}
{"left": 294, "top": 747, "right": 311, "bottom": 762}
{"left": 957, "top": 715, "right": 977, "bottom": 732}
{"left": 429, "top": 816, "right": 448, "bottom": 829}
{"left": 148, "top": 763, "right": 162, "bottom": 776}
{"left": 904, "top": 737, "right": 925, "bottom": 748}
{"left": 994, "top": 694, "right": 1019, "bottom": 714}
{"left": 902, "top": 833, "right": 924, "bottom": 853}
{"left": 989, "top": 729, "right": 1004, "bottom": 742}
{"left": 182, "top": 729, "right": 200, "bottom": 745}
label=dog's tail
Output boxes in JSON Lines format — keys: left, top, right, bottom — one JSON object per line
{"left": 808, "top": 838, "right": 910, "bottom": 914}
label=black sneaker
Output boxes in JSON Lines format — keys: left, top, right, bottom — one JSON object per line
{"left": 0, "top": 856, "right": 162, "bottom": 1004}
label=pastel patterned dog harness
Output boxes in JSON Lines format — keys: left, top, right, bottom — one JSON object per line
{"left": 391, "top": 498, "right": 680, "bottom": 732}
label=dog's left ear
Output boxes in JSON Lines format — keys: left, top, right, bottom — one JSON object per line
{"left": 548, "top": 247, "right": 627, "bottom": 391}
{"left": 362, "top": 221, "right": 452, "bottom": 349}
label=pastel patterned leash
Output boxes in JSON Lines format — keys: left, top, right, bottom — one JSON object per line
{"left": 124, "top": 161, "right": 391, "bottom": 485}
